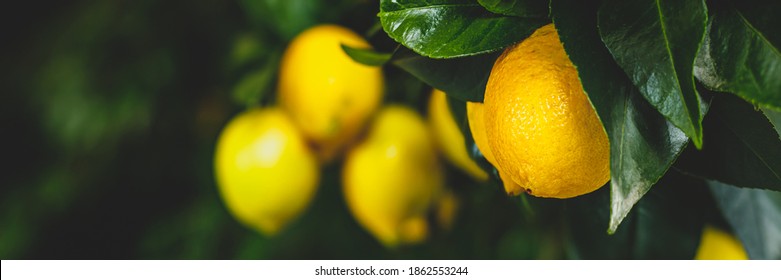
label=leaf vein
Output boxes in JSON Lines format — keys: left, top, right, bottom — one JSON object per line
{"left": 654, "top": 0, "right": 698, "bottom": 134}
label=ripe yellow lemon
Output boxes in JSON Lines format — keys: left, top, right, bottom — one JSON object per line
{"left": 695, "top": 226, "right": 748, "bottom": 260}
{"left": 428, "top": 89, "right": 488, "bottom": 181}
{"left": 466, "top": 101, "right": 521, "bottom": 193}
{"left": 483, "top": 23, "right": 610, "bottom": 198}
{"left": 343, "top": 106, "right": 443, "bottom": 247}
{"left": 278, "top": 24, "right": 384, "bottom": 162}
{"left": 214, "top": 108, "right": 319, "bottom": 236}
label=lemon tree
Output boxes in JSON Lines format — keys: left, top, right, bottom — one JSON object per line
{"left": 341, "top": 0, "right": 781, "bottom": 259}
{"left": 214, "top": 0, "right": 781, "bottom": 259}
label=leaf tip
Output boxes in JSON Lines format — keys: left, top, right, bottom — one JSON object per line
{"left": 691, "top": 132, "right": 704, "bottom": 150}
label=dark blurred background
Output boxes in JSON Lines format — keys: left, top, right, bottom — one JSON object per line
{"left": 0, "top": 0, "right": 561, "bottom": 259}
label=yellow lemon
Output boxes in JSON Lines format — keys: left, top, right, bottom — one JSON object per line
{"left": 466, "top": 101, "right": 521, "bottom": 193}
{"left": 428, "top": 89, "right": 488, "bottom": 181}
{"left": 278, "top": 24, "right": 384, "bottom": 162}
{"left": 214, "top": 108, "right": 319, "bottom": 236}
{"left": 343, "top": 106, "right": 443, "bottom": 247}
{"left": 695, "top": 225, "right": 748, "bottom": 260}
{"left": 483, "top": 23, "right": 610, "bottom": 198}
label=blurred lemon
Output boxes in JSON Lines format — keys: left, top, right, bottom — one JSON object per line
{"left": 428, "top": 89, "right": 488, "bottom": 181}
{"left": 278, "top": 24, "right": 384, "bottom": 162}
{"left": 483, "top": 23, "right": 609, "bottom": 198}
{"left": 343, "top": 106, "right": 443, "bottom": 247}
{"left": 214, "top": 108, "right": 319, "bottom": 236}
{"left": 695, "top": 225, "right": 748, "bottom": 260}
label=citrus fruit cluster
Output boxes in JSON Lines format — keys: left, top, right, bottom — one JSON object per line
{"left": 214, "top": 24, "right": 478, "bottom": 247}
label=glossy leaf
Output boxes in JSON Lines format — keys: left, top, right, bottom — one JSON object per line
{"left": 709, "top": 180, "right": 781, "bottom": 259}
{"left": 340, "top": 44, "right": 393, "bottom": 66}
{"left": 379, "top": 0, "right": 548, "bottom": 58}
{"left": 568, "top": 171, "right": 707, "bottom": 259}
{"left": 477, "top": 0, "right": 548, "bottom": 18}
{"left": 675, "top": 94, "right": 781, "bottom": 192}
{"left": 392, "top": 48, "right": 500, "bottom": 102}
{"left": 551, "top": 0, "right": 689, "bottom": 234}
{"left": 694, "top": 4, "right": 781, "bottom": 110}
{"left": 598, "top": 0, "right": 706, "bottom": 148}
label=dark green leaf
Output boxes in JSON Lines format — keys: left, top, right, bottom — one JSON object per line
{"left": 446, "top": 94, "right": 469, "bottom": 136}
{"left": 379, "top": 0, "right": 548, "bottom": 58}
{"left": 694, "top": 4, "right": 781, "bottom": 110}
{"left": 477, "top": 0, "right": 548, "bottom": 18}
{"left": 232, "top": 55, "right": 279, "bottom": 107}
{"left": 675, "top": 94, "right": 781, "bottom": 191}
{"left": 392, "top": 48, "right": 500, "bottom": 102}
{"left": 568, "top": 171, "right": 707, "bottom": 259}
{"left": 598, "top": 0, "right": 707, "bottom": 148}
{"left": 730, "top": 0, "right": 781, "bottom": 50}
{"left": 340, "top": 44, "right": 393, "bottom": 66}
{"left": 762, "top": 107, "right": 781, "bottom": 138}
{"left": 552, "top": 0, "right": 689, "bottom": 234}
{"left": 708, "top": 180, "right": 781, "bottom": 259}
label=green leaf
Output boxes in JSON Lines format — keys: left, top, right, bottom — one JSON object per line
{"left": 674, "top": 94, "right": 781, "bottom": 192}
{"left": 477, "top": 0, "right": 548, "bottom": 17}
{"left": 232, "top": 57, "right": 278, "bottom": 107}
{"left": 340, "top": 44, "right": 393, "bottom": 66}
{"left": 762, "top": 107, "right": 781, "bottom": 138}
{"left": 708, "top": 180, "right": 781, "bottom": 259}
{"left": 731, "top": 0, "right": 781, "bottom": 50}
{"left": 694, "top": 3, "right": 781, "bottom": 110}
{"left": 379, "top": 0, "right": 548, "bottom": 58}
{"left": 568, "top": 171, "right": 707, "bottom": 259}
{"left": 551, "top": 0, "right": 689, "bottom": 234}
{"left": 391, "top": 48, "right": 500, "bottom": 102}
{"left": 598, "top": 0, "right": 707, "bottom": 148}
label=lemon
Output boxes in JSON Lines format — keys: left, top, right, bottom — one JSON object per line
{"left": 466, "top": 101, "right": 521, "bottom": 193}
{"left": 428, "top": 89, "right": 488, "bottom": 181}
{"left": 214, "top": 108, "right": 319, "bottom": 236}
{"left": 343, "top": 106, "right": 443, "bottom": 247}
{"left": 482, "top": 23, "right": 610, "bottom": 198}
{"left": 278, "top": 24, "right": 384, "bottom": 162}
{"left": 695, "top": 225, "right": 748, "bottom": 260}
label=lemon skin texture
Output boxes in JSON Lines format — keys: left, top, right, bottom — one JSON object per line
{"left": 278, "top": 24, "right": 384, "bottom": 162}
{"left": 483, "top": 24, "right": 610, "bottom": 198}
{"left": 466, "top": 101, "right": 521, "bottom": 193}
{"left": 343, "top": 106, "right": 444, "bottom": 247}
{"left": 428, "top": 89, "right": 488, "bottom": 181}
{"left": 214, "top": 108, "right": 319, "bottom": 236}
{"left": 695, "top": 226, "right": 748, "bottom": 260}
